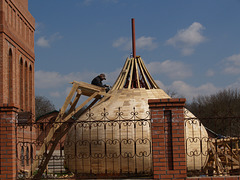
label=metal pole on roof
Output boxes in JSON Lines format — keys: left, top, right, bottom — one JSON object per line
{"left": 131, "top": 18, "right": 136, "bottom": 59}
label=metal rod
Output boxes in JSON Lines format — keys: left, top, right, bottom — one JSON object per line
{"left": 131, "top": 18, "right": 136, "bottom": 59}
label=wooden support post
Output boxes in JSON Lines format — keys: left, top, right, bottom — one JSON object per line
{"left": 30, "top": 81, "right": 111, "bottom": 178}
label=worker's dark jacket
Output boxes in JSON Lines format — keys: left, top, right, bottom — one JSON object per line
{"left": 91, "top": 76, "right": 104, "bottom": 87}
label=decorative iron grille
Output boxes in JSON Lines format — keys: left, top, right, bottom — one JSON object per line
{"left": 16, "top": 108, "right": 152, "bottom": 179}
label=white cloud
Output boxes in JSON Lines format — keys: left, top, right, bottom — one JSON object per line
{"left": 36, "top": 36, "right": 50, "bottom": 47}
{"left": 146, "top": 60, "right": 192, "bottom": 79}
{"left": 35, "top": 69, "right": 121, "bottom": 109}
{"left": 157, "top": 80, "right": 219, "bottom": 100}
{"left": 136, "top": 36, "right": 158, "bottom": 50}
{"left": 166, "top": 22, "right": 206, "bottom": 56}
{"left": 112, "top": 37, "right": 130, "bottom": 50}
{"left": 35, "top": 69, "right": 120, "bottom": 90}
{"left": 36, "top": 32, "right": 62, "bottom": 48}
{"left": 112, "top": 36, "right": 157, "bottom": 51}
{"left": 223, "top": 53, "right": 240, "bottom": 74}
{"left": 35, "top": 70, "right": 96, "bottom": 89}
{"left": 35, "top": 71, "right": 62, "bottom": 88}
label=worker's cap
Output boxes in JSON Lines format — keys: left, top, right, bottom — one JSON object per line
{"left": 100, "top": 73, "right": 106, "bottom": 80}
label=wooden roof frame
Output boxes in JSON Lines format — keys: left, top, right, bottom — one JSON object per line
{"left": 111, "top": 56, "right": 159, "bottom": 91}
{"left": 31, "top": 81, "right": 111, "bottom": 178}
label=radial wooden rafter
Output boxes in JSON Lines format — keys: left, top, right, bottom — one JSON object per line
{"left": 111, "top": 56, "right": 159, "bottom": 90}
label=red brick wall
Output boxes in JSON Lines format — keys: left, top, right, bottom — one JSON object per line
{"left": 0, "top": 0, "right": 35, "bottom": 111}
{"left": 188, "top": 177, "right": 240, "bottom": 180}
{"left": 0, "top": 0, "right": 35, "bottom": 179}
{"left": 0, "top": 0, "right": 35, "bottom": 112}
{"left": 148, "top": 98, "right": 187, "bottom": 180}
{"left": 0, "top": 106, "right": 18, "bottom": 179}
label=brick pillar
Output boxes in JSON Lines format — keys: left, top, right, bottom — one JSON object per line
{"left": 148, "top": 98, "right": 186, "bottom": 180}
{"left": 0, "top": 105, "right": 18, "bottom": 180}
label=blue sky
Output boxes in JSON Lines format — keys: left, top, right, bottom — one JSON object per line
{"left": 29, "top": 0, "right": 240, "bottom": 109}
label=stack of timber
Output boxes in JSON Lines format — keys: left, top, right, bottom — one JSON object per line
{"left": 204, "top": 137, "right": 240, "bottom": 176}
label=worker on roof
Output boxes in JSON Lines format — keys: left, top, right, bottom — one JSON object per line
{"left": 91, "top": 73, "right": 110, "bottom": 92}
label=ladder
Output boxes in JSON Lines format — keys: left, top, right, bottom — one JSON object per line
{"left": 31, "top": 81, "right": 111, "bottom": 179}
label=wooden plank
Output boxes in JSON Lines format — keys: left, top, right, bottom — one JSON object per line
{"left": 116, "top": 59, "right": 130, "bottom": 90}
{"left": 46, "top": 92, "right": 100, "bottom": 139}
{"left": 31, "top": 83, "right": 79, "bottom": 175}
{"left": 209, "top": 141, "right": 224, "bottom": 174}
{"left": 127, "top": 59, "right": 134, "bottom": 89}
{"left": 60, "top": 91, "right": 99, "bottom": 123}
{"left": 119, "top": 58, "right": 131, "bottom": 89}
{"left": 32, "top": 124, "right": 71, "bottom": 179}
{"left": 71, "top": 81, "right": 105, "bottom": 98}
{"left": 31, "top": 82, "right": 106, "bottom": 176}
{"left": 67, "top": 89, "right": 82, "bottom": 115}
{"left": 57, "top": 83, "right": 79, "bottom": 121}
{"left": 31, "top": 89, "right": 102, "bottom": 177}
{"left": 112, "top": 58, "right": 130, "bottom": 90}
{"left": 134, "top": 58, "right": 140, "bottom": 88}
{"left": 138, "top": 58, "right": 150, "bottom": 89}
{"left": 225, "top": 154, "right": 239, "bottom": 165}
{"left": 139, "top": 57, "right": 159, "bottom": 89}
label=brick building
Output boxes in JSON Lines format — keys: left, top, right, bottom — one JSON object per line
{"left": 0, "top": 0, "right": 35, "bottom": 179}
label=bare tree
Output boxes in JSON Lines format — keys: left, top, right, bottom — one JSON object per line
{"left": 165, "top": 89, "right": 185, "bottom": 98}
{"left": 35, "top": 95, "right": 56, "bottom": 119}
{"left": 186, "top": 89, "right": 240, "bottom": 136}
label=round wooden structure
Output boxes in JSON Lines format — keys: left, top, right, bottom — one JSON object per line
{"left": 64, "top": 57, "right": 208, "bottom": 175}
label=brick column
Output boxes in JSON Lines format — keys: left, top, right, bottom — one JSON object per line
{"left": 148, "top": 98, "right": 186, "bottom": 180}
{"left": 0, "top": 105, "right": 18, "bottom": 180}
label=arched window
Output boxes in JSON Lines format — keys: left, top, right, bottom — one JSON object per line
{"left": 29, "top": 65, "right": 32, "bottom": 112}
{"left": 26, "top": 147, "right": 29, "bottom": 166}
{"left": 30, "top": 145, "right": 33, "bottom": 163}
{"left": 21, "top": 146, "right": 24, "bottom": 166}
{"left": 8, "top": 49, "right": 13, "bottom": 104}
{"left": 24, "top": 61, "right": 28, "bottom": 111}
{"left": 20, "top": 58, "right": 23, "bottom": 110}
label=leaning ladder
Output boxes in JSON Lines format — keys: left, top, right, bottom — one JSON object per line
{"left": 31, "top": 81, "right": 111, "bottom": 179}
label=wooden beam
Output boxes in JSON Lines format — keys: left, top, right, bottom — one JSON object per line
{"left": 57, "top": 83, "right": 79, "bottom": 121}
{"left": 139, "top": 57, "right": 159, "bottom": 89}
{"left": 30, "top": 81, "right": 111, "bottom": 177}
{"left": 209, "top": 141, "right": 224, "bottom": 174}
{"left": 60, "top": 91, "right": 99, "bottom": 123}
{"left": 127, "top": 59, "right": 134, "bottom": 89}
{"left": 112, "top": 58, "right": 130, "bottom": 90}
{"left": 119, "top": 59, "right": 131, "bottom": 89}
{"left": 134, "top": 58, "right": 140, "bottom": 88}
{"left": 138, "top": 58, "right": 150, "bottom": 89}
{"left": 67, "top": 90, "right": 82, "bottom": 115}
